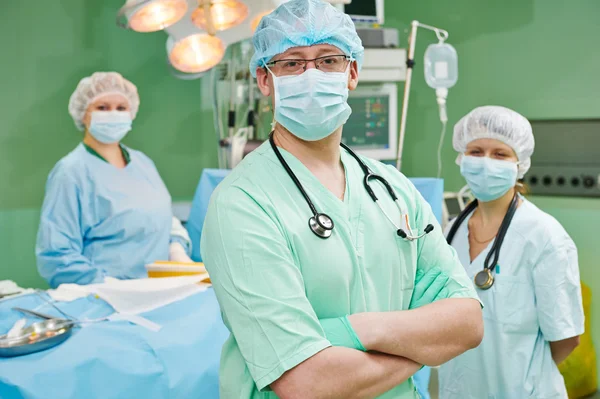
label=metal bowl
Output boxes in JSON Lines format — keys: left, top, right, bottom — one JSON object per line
{"left": 0, "top": 319, "right": 75, "bottom": 357}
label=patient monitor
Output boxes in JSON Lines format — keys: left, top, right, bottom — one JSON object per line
{"left": 341, "top": 0, "right": 384, "bottom": 25}
{"left": 342, "top": 83, "right": 398, "bottom": 161}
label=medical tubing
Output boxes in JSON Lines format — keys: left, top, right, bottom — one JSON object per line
{"left": 341, "top": 142, "right": 400, "bottom": 202}
{"left": 436, "top": 120, "right": 447, "bottom": 179}
{"left": 438, "top": 104, "right": 448, "bottom": 124}
{"left": 483, "top": 194, "right": 517, "bottom": 269}
{"left": 446, "top": 193, "right": 518, "bottom": 267}
{"left": 341, "top": 143, "right": 369, "bottom": 174}
{"left": 483, "top": 193, "right": 519, "bottom": 271}
{"left": 376, "top": 200, "right": 401, "bottom": 231}
{"left": 269, "top": 135, "right": 319, "bottom": 216}
{"left": 446, "top": 200, "right": 478, "bottom": 244}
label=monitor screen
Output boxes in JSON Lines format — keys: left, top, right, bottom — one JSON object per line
{"left": 344, "top": 95, "right": 390, "bottom": 149}
{"left": 345, "top": 1, "right": 377, "bottom": 18}
{"left": 342, "top": 83, "right": 397, "bottom": 160}
{"left": 343, "top": 0, "right": 384, "bottom": 24}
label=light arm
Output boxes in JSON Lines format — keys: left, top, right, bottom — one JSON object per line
{"left": 349, "top": 298, "right": 483, "bottom": 366}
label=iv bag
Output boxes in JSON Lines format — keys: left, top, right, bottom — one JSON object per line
{"left": 424, "top": 43, "right": 458, "bottom": 90}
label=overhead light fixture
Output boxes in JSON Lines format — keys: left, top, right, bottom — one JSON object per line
{"left": 250, "top": 9, "right": 272, "bottom": 32}
{"left": 117, "top": 0, "right": 295, "bottom": 78}
{"left": 192, "top": 0, "right": 249, "bottom": 33}
{"left": 117, "top": 0, "right": 188, "bottom": 32}
{"left": 168, "top": 33, "right": 226, "bottom": 73}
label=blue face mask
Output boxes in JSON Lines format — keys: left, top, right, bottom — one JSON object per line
{"left": 89, "top": 111, "right": 132, "bottom": 144}
{"left": 269, "top": 66, "right": 352, "bottom": 141}
{"left": 460, "top": 156, "right": 518, "bottom": 202}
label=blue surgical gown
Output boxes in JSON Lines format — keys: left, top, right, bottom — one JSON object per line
{"left": 438, "top": 198, "right": 584, "bottom": 398}
{"left": 36, "top": 143, "right": 175, "bottom": 288}
{"left": 200, "top": 142, "right": 479, "bottom": 398}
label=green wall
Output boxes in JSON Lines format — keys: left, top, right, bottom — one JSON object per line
{"left": 0, "top": 1, "right": 217, "bottom": 287}
{"left": 2, "top": 0, "right": 599, "bottom": 367}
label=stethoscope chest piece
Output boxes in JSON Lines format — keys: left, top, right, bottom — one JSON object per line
{"left": 448, "top": 193, "right": 520, "bottom": 292}
{"left": 309, "top": 213, "right": 334, "bottom": 239}
{"left": 474, "top": 269, "right": 494, "bottom": 290}
{"left": 269, "top": 134, "right": 433, "bottom": 242}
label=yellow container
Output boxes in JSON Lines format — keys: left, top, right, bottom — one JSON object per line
{"left": 145, "top": 262, "right": 211, "bottom": 283}
{"left": 559, "top": 281, "right": 597, "bottom": 398}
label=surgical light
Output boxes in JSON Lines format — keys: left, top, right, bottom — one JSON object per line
{"left": 192, "top": 0, "right": 249, "bottom": 33}
{"left": 118, "top": 0, "right": 356, "bottom": 79}
{"left": 250, "top": 9, "right": 272, "bottom": 32}
{"left": 168, "top": 34, "right": 226, "bottom": 73}
{"left": 117, "top": 0, "right": 188, "bottom": 33}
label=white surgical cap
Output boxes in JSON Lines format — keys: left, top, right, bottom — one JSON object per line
{"left": 249, "top": 0, "right": 365, "bottom": 78}
{"left": 68, "top": 72, "right": 140, "bottom": 131}
{"left": 453, "top": 105, "right": 535, "bottom": 178}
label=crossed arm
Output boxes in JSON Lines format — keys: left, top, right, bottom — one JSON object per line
{"left": 271, "top": 348, "right": 422, "bottom": 399}
{"left": 272, "top": 281, "right": 483, "bottom": 399}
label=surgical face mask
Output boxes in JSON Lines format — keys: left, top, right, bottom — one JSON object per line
{"left": 460, "top": 156, "right": 518, "bottom": 202}
{"left": 269, "top": 66, "right": 352, "bottom": 141}
{"left": 89, "top": 111, "right": 132, "bottom": 144}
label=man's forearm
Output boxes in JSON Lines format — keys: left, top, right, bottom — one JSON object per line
{"left": 271, "top": 347, "right": 421, "bottom": 399}
{"left": 349, "top": 298, "right": 483, "bottom": 366}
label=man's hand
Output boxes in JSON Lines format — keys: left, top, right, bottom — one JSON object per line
{"left": 320, "top": 316, "right": 366, "bottom": 351}
{"left": 320, "top": 267, "right": 462, "bottom": 355}
{"left": 409, "top": 267, "right": 450, "bottom": 309}
{"left": 349, "top": 299, "right": 483, "bottom": 366}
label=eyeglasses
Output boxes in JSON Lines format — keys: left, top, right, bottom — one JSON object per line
{"left": 266, "top": 55, "right": 351, "bottom": 76}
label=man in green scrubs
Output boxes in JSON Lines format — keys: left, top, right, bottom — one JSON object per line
{"left": 201, "top": 1, "right": 484, "bottom": 397}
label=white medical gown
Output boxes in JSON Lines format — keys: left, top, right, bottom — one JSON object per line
{"left": 438, "top": 198, "right": 584, "bottom": 398}
{"left": 36, "top": 144, "right": 174, "bottom": 288}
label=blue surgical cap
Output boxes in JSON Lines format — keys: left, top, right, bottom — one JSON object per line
{"left": 249, "top": 0, "right": 365, "bottom": 77}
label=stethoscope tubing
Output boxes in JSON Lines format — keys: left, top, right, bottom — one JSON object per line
{"left": 269, "top": 134, "right": 433, "bottom": 241}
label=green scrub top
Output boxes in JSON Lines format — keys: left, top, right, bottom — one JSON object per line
{"left": 201, "top": 142, "right": 479, "bottom": 399}
{"left": 83, "top": 143, "right": 131, "bottom": 165}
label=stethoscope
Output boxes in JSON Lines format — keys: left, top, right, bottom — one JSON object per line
{"left": 446, "top": 193, "right": 519, "bottom": 290}
{"left": 269, "top": 134, "right": 434, "bottom": 241}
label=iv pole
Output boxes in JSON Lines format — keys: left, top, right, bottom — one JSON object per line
{"left": 395, "top": 21, "right": 449, "bottom": 170}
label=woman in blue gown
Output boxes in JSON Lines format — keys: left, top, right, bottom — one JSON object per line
{"left": 36, "top": 72, "right": 191, "bottom": 288}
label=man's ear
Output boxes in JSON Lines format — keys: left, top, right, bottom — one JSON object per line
{"left": 348, "top": 61, "right": 359, "bottom": 91}
{"left": 256, "top": 67, "right": 271, "bottom": 96}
